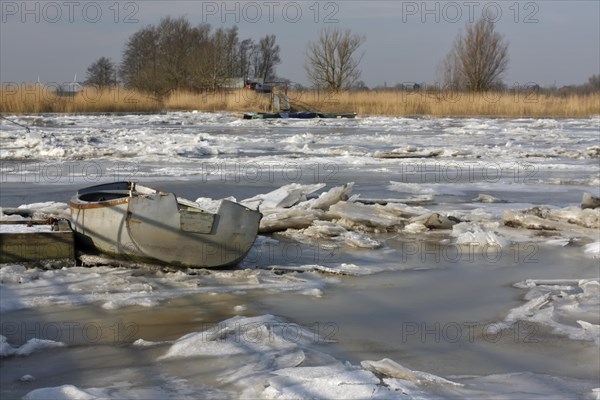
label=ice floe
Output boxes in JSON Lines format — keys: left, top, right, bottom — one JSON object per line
{"left": 499, "top": 279, "right": 600, "bottom": 345}
{"left": 23, "top": 381, "right": 230, "bottom": 400}
{"left": 11, "top": 311, "right": 600, "bottom": 400}
{"left": 452, "top": 222, "right": 510, "bottom": 247}
{"left": 0, "top": 265, "right": 326, "bottom": 312}
{"left": 503, "top": 205, "right": 600, "bottom": 242}
{"left": 1, "top": 202, "right": 70, "bottom": 220}
{"left": 156, "top": 314, "right": 463, "bottom": 399}
{"left": 583, "top": 242, "right": 600, "bottom": 257}
{"left": 0, "top": 335, "right": 65, "bottom": 357}
{"left": 242, "top": 183, "right": 326, "bottom": 210}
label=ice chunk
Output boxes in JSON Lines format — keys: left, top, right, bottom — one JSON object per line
{"left": 328, "top": 201, "right": 405, "bottom": 231}
{"left": 304, "top": 183, "right": 354, "bottom": 211}
{"left": 159, "top": 315, "right": 314, "bottom": 361}
{"left": 582, "top": 192, "right": 600, "bottom": 209}
{"left": 132, "top": 338, "right": 167, "bottom": 347}
{"left": 361, "top": 358, "right": 418, "bottom": 381}
{"left": 159, "top": 315, "right": 316, "bottom": 389}
{"left": 362, "top": 358, "right": 462, "bottom": 387}
{"left": 16, "top": 338, "right": 66, "bottom": 356}
{"left": 16, "top": 201, "right": 70, "bottom": 219}
{"left": 409, "top": 212, "right": 460, "bottom": 230}
{"left": 342, "top": 231, "right": 383, "bottom": 249}
{"left": 583, "top": 242, "right": 600, "bottom": 257}
{"left": 0, "top": 335, "right": 16, "bottom": 357}
{"left": 261, "top": 263, "right": 376, "bottom": 276}
{"left": 242, "top": 183, "right": 326, "bottom": 210}
{"left": 23, "top": 385, "right": 99, "bottom": 400}
{"left": 259, "top": 208, "right": 326, "bottom": 233}
{"left": 261, "top": 363, "right": 386, "bottom": 400}
{"left": 22, "top": 380, "right": 226, "bottom": 400}
{"left": 403, "top": 222, "right": 428, "bottom": 233}
{"left": 302, "top": 220, "right": 348, "bottom": 238}
{"left": 234, "top": 304, "right": 247, "bottom": 312}
{"left": 0, "top": 335, "right": 65, "bottom": 357}
{"left": 502, "top": 279, "right": 600, "bottom": 344}
{"left": 373, "top": 148, "right": 442, "bottom": 158}
{"left": 452, "top": 222, "right": 509, "bottom": 247}
{"left": 388, "top": 181, "right": 435, "bottom": 195}
{"left": 293, "top": 221, "right": 382, "bottom": 249}
{"left": 192, "top": 197, "right": 232, "bottom": 213}
{"left": 473, "top": 193, "right": 506, "bottom": 203}
{"left": 504, "top": 206, "right": 600, "bottom": 241}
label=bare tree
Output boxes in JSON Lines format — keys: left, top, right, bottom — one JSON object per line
{"left": 254, "top": 34, "right": 281, "bottom": 82}
{"left": 587, "top": 74, "right": 600, "bottom": 92}
{"left": 238, "top": 38, "right": 254, "bottom": 79}
{"left": 156, "top": 16, "right": 197, "bottom": 90}
{"left": 120, "top": 16, "right": 282, "bottom": 92}
{"left": 305, "top": 27, "right": 365, "bottom": 91}
{"left": 187, "top": 23, "right": 213, "bottom": 90}
{"left": 440, "top": 17, "right": 509, "bottom": 91}
{"left": 437, "top": 51, "right": 461, "bottom": 90}
{"left": 120, "top": 25, "right": 161, "bottom": 93}
{"left": 206, "top": 27, "right": 233, "bottom": 90}
{"left": 85, "top": 57, "right": 117, "bottom": 87}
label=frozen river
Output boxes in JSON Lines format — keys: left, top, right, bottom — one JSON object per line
{"left": 1, "top": 112, "right": 599, "bottom": 399}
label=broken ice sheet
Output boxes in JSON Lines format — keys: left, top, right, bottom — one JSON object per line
{"left": 0, "top": 265, "right": 325, "bottom": 312}
{"left": 499, "top": 279, "right": 600, "bottom": 345}
{"left": 157, "top": 315, "right": 464, "bottom": 399}
{"left": 503, "top": 206, "right": 600, "bottom": 242}
{"left": 0, "top": 335, "right": 66, "bottom": 358}
{"left": 451, "top": 221, "right": 510, "bottom": 247}
{"left": 280, "top": 221, "right": 383, "bottom": 249}
{"left": 241, "top": 183, "right": 326, "bottom": 210}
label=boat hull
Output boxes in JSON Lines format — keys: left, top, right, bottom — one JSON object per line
{"left": 69, "top": 182, "right": 261, "bottom": 268}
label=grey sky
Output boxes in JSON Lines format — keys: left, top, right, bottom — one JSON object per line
{"left": 1, "top": 1, "right": 598, "bottom": 88}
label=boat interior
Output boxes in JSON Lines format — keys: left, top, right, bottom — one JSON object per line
{"left": 78, "top": 191, "right": 131, "bottom": 203}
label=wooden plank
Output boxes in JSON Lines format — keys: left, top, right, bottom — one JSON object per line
{"left": 0, "top": 231, "right": 74, "bottom": 262}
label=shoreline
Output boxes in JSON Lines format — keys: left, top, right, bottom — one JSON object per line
{"left": 2, "top": 87, "right": 599, "bottom": 118}
{"left": 3, "top": 111, "right": 600, "bottom": 119}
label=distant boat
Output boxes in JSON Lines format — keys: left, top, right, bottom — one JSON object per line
{"left": 243, "top": 111, "right": 356, "bottom": 120}
{"left": 317, "top": 112, "right": 357, "bottom": 119}
{"left": 69, "top": 182, "right": 262, "bottom": 268}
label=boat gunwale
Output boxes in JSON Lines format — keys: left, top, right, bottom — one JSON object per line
{"left": 69, "top": 196, "right": 130, "bottom": 209}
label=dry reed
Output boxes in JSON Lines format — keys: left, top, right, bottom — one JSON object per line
{"left": 1, "top": 85, "right": 598, "bottom": 117}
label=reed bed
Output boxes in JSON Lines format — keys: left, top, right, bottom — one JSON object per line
{"left": 0, "top": 86, "right": 162, "bottom": 114}
{"left": 1, "top": 85, "right": 598, "bottom": 117}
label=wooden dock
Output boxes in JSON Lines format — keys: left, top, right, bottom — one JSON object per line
{"left": 0, "top": 220, "right": 74, "bottom": 263}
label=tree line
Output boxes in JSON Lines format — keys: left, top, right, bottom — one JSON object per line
{"left": 86, "top": 15, "right": 598, "bottom": 95}
{"left": 87, "top": 16, "right": 280, "bottom": 94}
